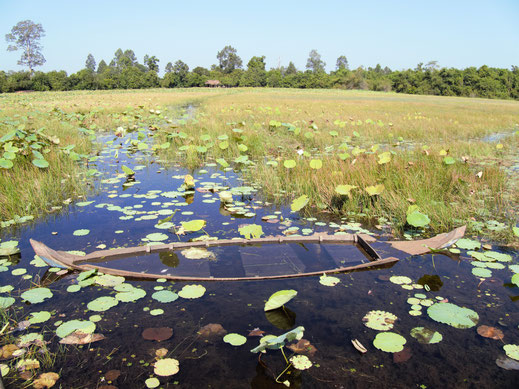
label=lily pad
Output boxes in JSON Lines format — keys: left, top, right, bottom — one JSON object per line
{"left": 410, "top": 327, "right": 443, "bottom": 344}
{"left": 504, "top": 344, "right": 519, "bottom": 361}
{"left": 0, "top": 297, "right": 15, "bottom": 309}
{"left": 142, "top": 327, "right": 173, "bottom": 342}
{"left": 152, "top": 290, "right": 179, "bottom": 303}
{"left": 56, "top": 320, "right": 96, "bottom": 338}
{"left": 223, "top": 333, "right": 247, "bottom": 346}
{"left": 290, "top": 355, "right": 313, "bottom": 370}
{"left": 373, "top": 332, "right": 407, "bottom": 353}
{"left": 181, "top": 219, "right": 206, "bottom": 232}
{"left": 180, "top": 247, "right": 215, "bottom": 260}
{"left": 145, "top": 232, "right": 169, "bottom": 242}
{"left": 239, "top": 224, "right": 264, "bottom": 239}
{"left": 21, "top": 287, "right": 53, "bottom": 304}
{"left": 264, "top": 289, "right": 297, "bottom": 311}
{"left": 472, "top": 268, "right": 492, "bottom": 278}
{"left": 96, "top": 274, "right": 125, "bottom": 287}
{"left": 28, "top": 311, "right": 51, "bottom": 324}
{"left": 291, "top": 195, "right": 309, "bottom": 212}
{"left": 309, "top": 159, "right": 322, "bottom": 169}
{"left": 389, "top": 276, "right": 412, "bottom": 285}
{"left": 154, "top": 358, "right": 179, "bottom": 376}
{"left": 116, "top": 286, "right": 146, "bottom": 302}
{"left": 73, "top": 229, "right": 90, "bottom": 236}
{"left": 319, "top": 274, "right": 340, "bottom": 286}
{"left": 87, "top": 296, "right": 119, "bottom": 312}
{"left": 427, "top": 302, "right": 479, "bottom": 329}
{"left": 362, "top": 310, "right": 397, "bottom": 331}
{"left": 455, "top": 238, "right": 481, "bottom": 250}
{"left": 145, "top": 377, "right": 160, "bottom": 388}
{"left": 178, "top": 284, "right": 206, "bottom": 299}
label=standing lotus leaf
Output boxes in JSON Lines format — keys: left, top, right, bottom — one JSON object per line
{"left": 290, "top": 355, "right": 313, "bottom": 370}
{"left": 335, "top": 185, "right": 357, "bottom": 197}
{"left": 291, "top": 195, "right": 309, "bottom": 212}
{"left": 362, "top": 310, "right": 398, "bottom": 331}
{"left": 264, "top": 290, "right": 298, "bottom": 311}
{"left": 427, "top": 302, "right": 479, "bottom": 329}
{"left": 180, "top": 220, "right": 206, "bottom": 232}
{"left": 373, "top": 332, "right": 407, "bottom": 353}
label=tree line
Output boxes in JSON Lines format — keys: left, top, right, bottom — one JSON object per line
{"left": 3, "top": 20, "right": 519, "bottom": 100}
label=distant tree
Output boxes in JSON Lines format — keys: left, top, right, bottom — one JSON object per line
{"left": 144, "top": 55, "right": 159, "bottom": 73}
{"left": 111, "top": 49, "right": 138, "bottom": 70}
{"left": 97, "top": 60, "right": 107, "bottom": 73}
{"left": 285, "top": 61, "right": 297, "bottom": 75}
{"left": 193, "top": 66, "right": 210, "bottom": 76}
{"left": 425, "top": 60, "right": 439, "bottom": 71}
{"left": 306, "top": 50, "right": 326, "bottom": 73}
{"left": 240, "top": 56, "right": 267, "bottom": 87}
{"left": 336, "top": 55, "right": 349, "bottom": 70}
{"left": 217, "top": 45, "right": 242, "bottom": 73}
{"left": 165, "top": 62, "right": 173, "bottom": 73}
{"left": 5, "top": 20, "right": 46, "bottom": 74}
{"left": 85, "top": 54, "right": 96, "bottom": 72}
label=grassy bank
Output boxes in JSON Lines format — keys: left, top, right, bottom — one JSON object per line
{"left": 154, "top": 88, "right": 519, "bottom": 240}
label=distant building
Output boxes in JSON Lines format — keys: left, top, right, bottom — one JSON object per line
{"left": 205, "top": 80, "right": 221, "bottom": 87}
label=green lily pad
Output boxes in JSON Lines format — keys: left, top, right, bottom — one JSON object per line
{"left": 32, "top": 158, "right": 49, "bottom": 168}
{"left": 152, "top": 290, "right": 179, "bottom": 303}
{"left": 96, "top": 274, "right": 125, "bottom": 287}
{"left": 389, "top": 276, "right": 412, "bottom": 285}
{"left": 87, "top": 296, "right": 119, "bottom": 312}
{"left": 455, "top": 238, "right": 481, "bottom": 250}
{"left": 290, "top": 355, "right": 313, "bottom": 370}
{"left": 362, "top": 310, "right": 397, "bottom": 331}
{"left": 28, "top": 311, "right": 51, "bottom": 324}
{"left": 178, "top": 284, "right": 206, "bottom": 299}
{"left": 319, "top": 274, "right": 340, "bottom": 286}
{"left": 154, "top": 358, "right": 179, "bottom": 376}
{"left": 427, "top": 302, "right": 479, "bottom": 329}
{"left": 21, "top": 287, "right": 53, "bottom": 304}
{"left": 291, "top": 195, "right": 309, "bottom": 212}
{"left": 181, "top": 220, "right": 206, "bottom": 232}
{"left": 410, "top": 327, "right": 443, "bottom": 344}
{"left": 309, "top": 159, "right": 322, "bottom": 169}
{"left": 150, "top": 309, "right": 164, "bottom": 316}
{"left": 145, "top": 233, "right": 169, "bottom": 242}
{"left": 73, "top": 229, "right": 90, "bottom": 236}
{"left": 472, "top": 268, "right": 492, "bottom": 278}
{"left": 504, "top": 344, "right": 519, "bottom": 361}
{"left": 0, "top": 297, "right": 15, "bottom": 309}
{"left": 373, "top": 332, "right": 407, "bottom": 353}
{"left": 406, "top": 206, "right": 430, "bottom": 228}
{"left": 145, "top": 377, "right": 160, "bottom": 388}
{"left": 116, "top": 287, "right": 146, "bottom": 302}
{"left": 223, "top": 333, "right": 247, "bottom": 346}
{"left": 264, "top": 290, "right": 297, "bottom": 311}
{"left": 283, "top": 160, "right": 296, "bottom": 169}
{"left": 56, "top": 320, "right": 96, "bottom": 338}
{"left": 67, "top": 285, "right": 81, "bottom": 293}
{"left": 511, "top": 274, "right": 519, "bottom": 287}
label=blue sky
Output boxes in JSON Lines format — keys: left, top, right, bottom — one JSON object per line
{"left": 1, "top": 0, "right": 518, "bottom": 74}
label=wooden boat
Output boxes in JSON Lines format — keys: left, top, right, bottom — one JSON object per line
{"left": 30, "top": 226, "right": 466, "bottom": 282}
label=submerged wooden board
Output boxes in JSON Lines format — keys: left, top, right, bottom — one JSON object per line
{"left": 29, "top": 227, "right": 465, "bottom": 281}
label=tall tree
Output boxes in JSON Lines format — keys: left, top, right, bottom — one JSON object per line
{"left": 144, "top": 55, "right": 159, "bottom": 73}
{"left": 285, "top": 61, "right": 297, "bottom": 75}
{"left": 97, "top": 60, "right": 107, "bottom": 73}
{"left": 85, "top": 53, "right": 96, "bottom": 72}
{"left": 306, "top": 50, "right": 326, "bottom": 73}
{"left": 165, "top": 62, "right": 173, "bottom": 73}
{"left": 5, "top": 20, "right": 46, "bottom": 74}
{"left": 336, "top": 55, "right": 349, "bottom": 70}
{"left": 217, "top": 45, "right": 242, "bottom": 73}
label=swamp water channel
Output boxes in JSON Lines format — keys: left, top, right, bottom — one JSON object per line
{"left": 1, "top": 106, "right": 519, "bottom": 389}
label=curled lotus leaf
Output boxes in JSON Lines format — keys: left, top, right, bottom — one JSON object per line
{"left": 427, "top": 302, "right": 479, "bottom": 329}
{"left": 291, "top": 195, "right": 309, "bottom": 212}
{"left": 410, "top": 327, "right": 443, "bottom": 344}
{"left": 362, "top": 310, "right": 397, "bottom": 331}
{"left": 373, "top": 332, "right": 407, "bottom": 353}
{"left": 264, "top": 289, "right": 297, "bottom": 311}
{"left": 33, "top": 372, "right": 60, "bottom": 388}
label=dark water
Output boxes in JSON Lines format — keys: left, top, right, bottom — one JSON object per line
{"left": 1, "top": 109, "right": 519, "bottom": 389}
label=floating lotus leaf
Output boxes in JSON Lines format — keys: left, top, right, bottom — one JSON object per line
{"left": 72, "top": 228, "right": 90, "bottom": 237}
{"left": 291, "top": 195, "right": 309, "bottom": 212}
{"left": 309, "top": 159, "right": 322, "bottom": 169}
{"left": 362, "top": 310, "right": 397, "bottom": 331}
{"left": 142, "top": 327, "right": 173, "bottom": 342}
{"left": 223, "top": 333, "right": 247, "bottom": 346}
{"left": 410, "top": 327, "right": 442, "bottom": 344}
{"left": 21, "top": 287, "right": 53, "bottom": 304}
{"left": 373, "top": 332, "right": 406, "bottom": 353}
{"left": 150, "top": 309, "right": 164, "bottom": 316}
{"left": 56, "top": 320, "right": 96, "bottom": 338}
{"left": 28, "top": 311, "right": 51, "bottom": 324}
{"left": 319, "top": 274, "right": 340, "bottom": 286}
{"left": 427, "top": 302, "right": 479, "bottom": 329}
{"left": 472, "top": 268, "right": 492, "bottom": 278}
{"left": 178, "top": 284, "right": 206, "bottom": 299}
{"left": 219, "top": 190, "right": 232, "bottom": 202}
{"left": 146, "top": 232, "right": 169, "bottom": 241}
{"left": 198, "top": 323, "right": 227, "bottom": 338}
{"left": 59, "top": 331, "right": 105, "bottom": 345}
{"left": 455, "top": 238, "right": 481, "bottom": 250}
{"left": 239, "top": 224, "right": 264, "bottom": 239}
{"left": 264, "top": 289, "right": 297, "bottom": 311}
{"left": 87, "top": 296, "right": 119, "bottom": 312}
{"left": 290, "top": 355, "right": 313, "bottom": 370}
{"left": 484, "top": 251, "right": 512, "bottom": 262}
{"left": 154, "top": 358, "right": 179, "bottom": 376}
{"left": 504, "top": 344, "right": 519, "bottom": 361}
{"left": 180, "top": 247, "right": 215, "bottom": 260}
{"left": 145, "top": 377, "right": 160, "bottom": 388}
{"left": 496, "top": 356, "right": 519, "bottom": 370}
{"left": 0, "top": 240, "right": 20, "bottom": 256}
{"left": 477, "top": 325, "right": 504, "bottom": 340}
{"left": 335, "top": 184, "right": 357, "bottom": 196}
{"left": 152, "top": 290, "right": 179, "bottom": 303}
{"left": 512, "top": 274, "right": 519, "bottom": 287}
{"left": 96, "top": 274, "right": 125, "bottom": 287}
{"left": 389, "top": 276, "right": 412, "bottom": 285}
{"left": 115, "top": 286, "right": 146, "bottom": 302}
{"left": 365, "top": 184, "right": 385, "bottom": 196}
{"left": 0, "top": 297, "right": 15, "bottom": 309}
{"left": 77, "top": 269, "right": 96, "bottom": 282}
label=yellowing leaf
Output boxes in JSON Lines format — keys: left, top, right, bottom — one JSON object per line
{"left": 377, "top": 151, "right": 391, "bottom": 165}
{"left": 365, "top": 184, "right": 385, "bottom": 196}
{"left": 335, "top": 185, "right": 357, "bottom": 196}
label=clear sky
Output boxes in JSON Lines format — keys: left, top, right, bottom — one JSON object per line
{"left": 1, "top": 0, "right": 518, "bottom": 74}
